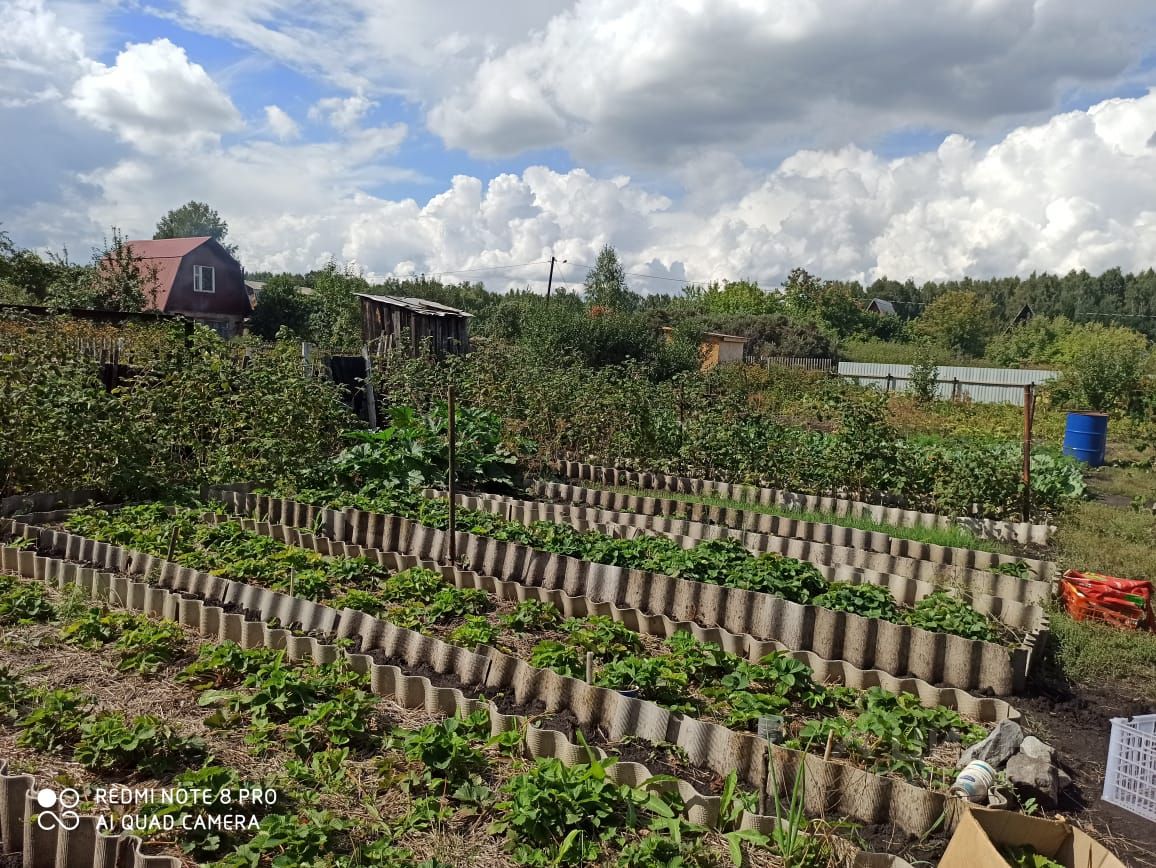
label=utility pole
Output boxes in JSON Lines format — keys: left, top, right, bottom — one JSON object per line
{"left": 545, "top": 256, "right": 566, "bottom": 303}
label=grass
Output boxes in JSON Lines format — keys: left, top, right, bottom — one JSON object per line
{"left": 1048, "top": 607, "right": 1156, "bottom": 700}
{"left": 593, "top": 483, "right": 1015, "bottom": 555}
{"left": 1054, "top": 500, "right": 1156, "bottom": 581}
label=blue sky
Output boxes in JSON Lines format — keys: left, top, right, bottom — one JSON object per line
{"left": 4, "top": 0, "right": 1156, "bottom": 289}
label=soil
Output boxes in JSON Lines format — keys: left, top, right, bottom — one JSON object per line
{"left": 1020, "top": 648, "right": 1156, "bottom": 867}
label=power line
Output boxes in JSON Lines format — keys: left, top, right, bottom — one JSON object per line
{"left": 563, "top": 259, "right": 695, "bottom": 285}
{"left": 416, "top": 259, "right": 549, "bottom": 278}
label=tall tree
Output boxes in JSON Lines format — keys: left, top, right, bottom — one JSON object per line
{"left": 583, "top": 245, "right": 635, "bottom": 311}
{"left": 913, "top": 290, "right": 995, "bottom": 356}
{"left": 154, "top": 201, "right": 237, "bottom": 256}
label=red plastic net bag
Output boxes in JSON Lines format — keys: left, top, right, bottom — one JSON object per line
{"left": 1061, "top": 569, "right": 1154, "bottom": 630}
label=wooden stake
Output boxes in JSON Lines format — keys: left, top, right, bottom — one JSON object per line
{"left": 447, "top": 384, "right": 457, "bottom": 564}
{"left": 362, "top": 345, "right": 378, "bottom": 430}
{"left": 823, "top": 729, "right": 835, "bottom": 762}
{"left": 165, "top": 526, "right": 179, "bottom": 562}
{"left": 1022, "top": 383, "right": 1035, "bottom": 522}
{"left": 585, "top": 651, "right": 594, "bottom": 684}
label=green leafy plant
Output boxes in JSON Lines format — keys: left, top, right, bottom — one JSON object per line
{"left": 115, "top": 619, "right": 187, "bottom": 674}
{"left": 502, "top": 599, "right": 563, "bottom": 633}
{"left": 1003, "top": 844, "right": 1065, "bottom": 868}
{"left": 490, "top": 752, "right": 677, "bottom": 865}
{"left": 448, "top": 615, "right": 501, "bottom": 649}
{"left": 75, "top": 713, "right": 207, "bottom": 775}
{"left": 18, "top": 688, "right": 91, "bottom": 752}
{"left": 904, "top": 592, "right": 999, "bottom": 643}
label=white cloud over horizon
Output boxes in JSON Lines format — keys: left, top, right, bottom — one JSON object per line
{"left": 4, "top": 0, "right": 1156, "bottom": 292}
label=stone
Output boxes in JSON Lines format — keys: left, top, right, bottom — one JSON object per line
{"left": 1006, "top": 753, "right": 1061, "bottom": 806}
{"left": 959, "top": 719, "right": 1024, "bottom": 769}
{"left": 1019, "top": 735, "right": 1056, "bottom": 764}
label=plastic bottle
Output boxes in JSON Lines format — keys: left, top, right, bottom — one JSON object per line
{"left": 950, "top": 760, "right": 996, "bottom": 802}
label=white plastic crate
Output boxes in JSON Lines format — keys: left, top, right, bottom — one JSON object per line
{"left": 1103, "top": 714, "right": 1156, "bottom": 821}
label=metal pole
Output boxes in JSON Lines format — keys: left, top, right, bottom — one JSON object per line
{"left": 1022, "top": 383, "right": 1034, "bottom": 522}
{"left": 545, "top": 256, "right": 557, "bottom": 304}
{"left": 447, "top": 384, "right": 457, "bottom": 564}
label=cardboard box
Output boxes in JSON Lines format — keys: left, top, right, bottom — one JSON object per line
{"left": 940, "top": 806, "right": 1126, "bottom": 868}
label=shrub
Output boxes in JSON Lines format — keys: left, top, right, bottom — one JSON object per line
{"left": 1051, "top": 323, "right": 1152, "bottom": 413}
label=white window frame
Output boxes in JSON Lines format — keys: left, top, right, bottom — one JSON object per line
{"left": 193, "top": 264, "right": 216, "bottom": 293}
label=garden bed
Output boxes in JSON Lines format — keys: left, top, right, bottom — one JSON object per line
{"left": 0, "top": 553, "right": 942, "bottom": 865}
{"left": 448, "top": 487, "right": 1056, "bottom": 606}
{"left": 3, "top": 530, "right": 986, "bottom": 839}
{"left": 0, "top": 577, "right": 797, "bottom": 868}
{"left": 203, "top": 488, "right": 1048, "bottom": 693}
{"left": 558, "top": 461, "right": 1057, "bottom": 547}
{"left": 3, "top": 510, "right": 1019, "bottom": 772}
{"left": 522, "top": 480, "right": 1057, "bottom": 598}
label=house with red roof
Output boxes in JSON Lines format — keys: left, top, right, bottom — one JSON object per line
{"left": 123, "top": 236, "right": 250, "bottom": 336}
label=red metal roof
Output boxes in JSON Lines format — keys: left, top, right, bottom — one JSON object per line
{"left": 122, "top": 237, "right": 211, "bottom": 311}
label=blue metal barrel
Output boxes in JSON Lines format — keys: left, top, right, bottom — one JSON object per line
{"left": 1063, "top": 412, "right": 1109, "bottom": 466}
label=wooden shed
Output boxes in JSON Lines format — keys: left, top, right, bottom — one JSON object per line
{"left": 357, "top": 294, "right": 472, "bottom": 356}
{"left": 660, "top": 327, "right": 748, "bottom": 370}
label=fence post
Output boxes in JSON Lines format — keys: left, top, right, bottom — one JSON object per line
{"left": 446, "top": 384, "right": 457, "bottom": 564}
{"left": 1022, "top": 383, "right": 1035, "bottom": 522}
{"left": 361, "top": 345, "right": 378, "bottom": 430}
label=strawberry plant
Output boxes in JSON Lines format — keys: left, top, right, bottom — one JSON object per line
{"left": 18, "top": 687, "right": 91, "bottom": 752}
{"left": 530, "top": 640, "right": 585, "bottom": 678}
{"left": 502, "top": 599, "right": 563, "bottom": 633}
{"left": 0, "top": 581, "right": 55, "bottom": 625}
{"left": 396, "top": 711, "right": 491, "bottom": 793}
{"left": 0, "top": 667, "right": 27, "bottom": 723}
{"left": 490, "top": 753, "right": 678, "bottom": 865}
{"left": 812, "top": 582, "right": 901, "bottom": 621}
{"left": 448, "top": 615, "right": 501, "bottom": 649}
{"left": 60, "top": 606, "right": 137, "bottom": 647}
{"left": 74, "top": 712, "right": 207, "bottom": 775}
{"left": 905, "top": 592, "right": 999, "bottom": 643}
{"left": 562, "top": 615, "right": 643, "bottom": 661}
{"left": 114, "top": 619, "right": 187, "bottom": 674}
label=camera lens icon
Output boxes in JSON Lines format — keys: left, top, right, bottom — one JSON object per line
{"left": 34, "top": 788, "right": 81, "bottom": 831}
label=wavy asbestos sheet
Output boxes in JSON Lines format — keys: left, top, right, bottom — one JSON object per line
{"left": 195, "top": 513, "right": 1020, "bottom": 724}
{"left": 0, "top": 487, "right": 100, "bottom": 517}
{"left": 0, "top": 546, "right": 919, "bottom": 863}
{"left": 443, "top": 488, "right": 1055, "bottom": 608}
{"left": 523, "top": 481, "right": 1057, "bottom": 596}
{"left": 558, "top": 460, "right": 1056, "bottom": 546}
{"left": 201, "top": 489, "right": 1046, "bottom": 694}
{"left": 0, "top": 762, "right": 179, "bottom": 868}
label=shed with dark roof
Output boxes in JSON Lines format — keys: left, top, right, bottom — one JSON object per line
{"left": 866, "top": 298, "right": 897, "bottom": 316}
{"left": 357, "top": 294, "right": 472, "bottom": 356}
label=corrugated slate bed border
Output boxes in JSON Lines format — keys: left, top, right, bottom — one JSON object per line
{"left": 557, "top": 460, "right": 1056, "bottom": 546}
{"left": 0, "top": 762, "right": 177, "bottom": 868}
{"left": 3, "top": 526, "right": 982, "bottom": 841}
{"left": 202, "top": 488, "right": 1047, "bottom": 694}
{"left": 0, "top": 545, "right": 918, "bottom": 866}
{"left": 521, "top": 480, "right": 1057, "bottom": 601}
{"left": 438, "top": 489, "right": 1054, "bottom": 607}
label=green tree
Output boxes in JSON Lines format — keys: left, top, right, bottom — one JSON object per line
{"left": 682, "top": 279, "right": 778, "bottom": 316}
{"left": 1052, "top": 323, "right": 1151, "bottom": 412}
{"left": 583, "top": 245, "right": 636, "bottom": 311}
{"left": 309, "top": 261, "right": 368, "bottom": 349}
{"left": 783, "top": 269, "right": 868, "bottom": 338}
{"left": 249, "top": 275, "right": 317, "bottom": 339}
{"left": 907, "top": 342, "right": 940, "bottom": 404}
{"left": 913, "top": 290, "right": 995, "bottom": 356}
{"left": 154, "top": 201, "right": 236, "bottom": 256}
{"left": 46, "top": 230, "right": 160, "bottom": 312}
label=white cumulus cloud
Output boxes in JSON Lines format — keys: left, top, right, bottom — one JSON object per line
{"left": 68, "top": 38, "right": 243, "bottom": 153}
{"left": 264, "top": 104, "right": 299, "bottom": 140}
